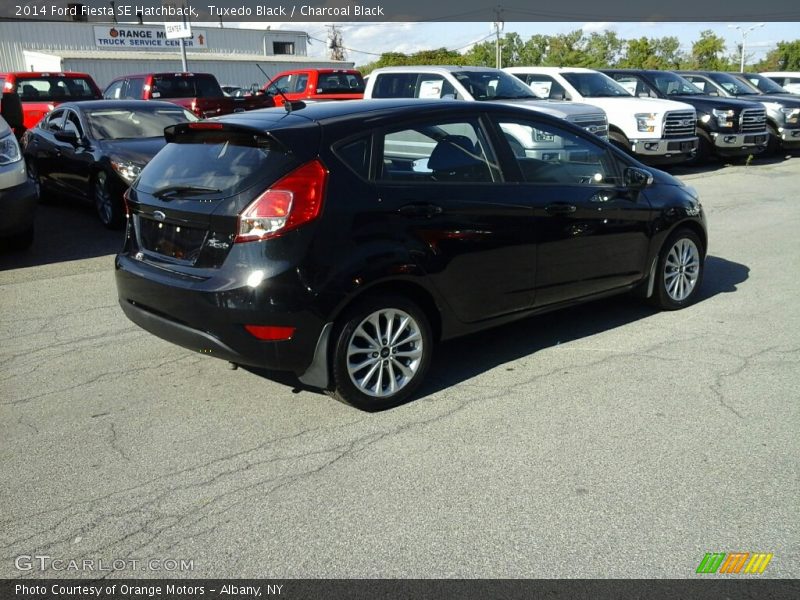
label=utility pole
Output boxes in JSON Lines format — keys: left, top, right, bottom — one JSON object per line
{"left": 492, "top": 6, "right": 504, "bottom": 69}
{"left": 728, "top": 23, "right": 764, "bottom": 72}
{"left": 326, "top": 24, "right": 346, "bottom": 61}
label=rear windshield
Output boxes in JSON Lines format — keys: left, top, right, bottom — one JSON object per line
{"left": 136, "top": 130, "right": 295, "bottom": 198}
{"left": 151, "top": 75, "right": 223, "bottom": 99}
{"left": 316, "top": 72, "right": 365, "bottom": 94}
{"left": 86, "top": 107, "right": 196, "bottom": 140}
{"left": 15, "top": 76, "right": 99, "bottom": 102}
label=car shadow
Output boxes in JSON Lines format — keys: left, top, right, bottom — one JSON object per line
{"left": 667, "top": 151, "right": 796, "bottom": 177}
{"left": 0, "top": 196, "right": 124, "bottom": 270}
{"left": 245, "top": 255, "right": 749, "bottom": 405}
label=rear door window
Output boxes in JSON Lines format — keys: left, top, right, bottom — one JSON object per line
{"left": 379, "top": 120, "right": 499, "bottom": 183}
{"left": 126, "top": 78, "right": 145, "bottom": 99}
{"left": 372, "top": 74, "right": 418, "bottom": 98}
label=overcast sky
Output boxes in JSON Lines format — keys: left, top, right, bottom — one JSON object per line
{"left": 230, "top": 21, "right": 800, "bottom": 66}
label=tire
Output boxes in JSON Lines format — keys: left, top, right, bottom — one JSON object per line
{"left": 649, "top": 228, "right": 705, "bottom": 311}
{"left": 765, "top": 123, "right": 780, "bottom": 156}
{"left": 609, "top": 131, "right": 632, "bottom": 156}
{"left": 331, "top": 295, "right": 433, "bottom": 411}
{"left": 93, "top": 171, "right": 126, "bottom": 229}
{"left": 26, "top": 159, "right": 42, "bottom": 202}
{"left": 690, "top": 129, "right": 713, "bottom": 164}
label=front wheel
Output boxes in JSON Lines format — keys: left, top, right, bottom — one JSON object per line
{"left": 332, "top": 296, "right": 433, "bottom": 411}
{"left": 649, "top": 229, "right": 704, "bottom": 310}
{"left": 765, "top": 124, "right": 780, "bottom": 156}
{"left": 609, "top": 131, "right": 632, "bottom": 156}
{"left": 94, "top": 171, "right": 126, "bottom": 229}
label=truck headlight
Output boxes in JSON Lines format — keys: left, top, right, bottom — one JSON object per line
{"left": 635, "top": 113, "right": 657, "bottom": 133}
{"left": 0, "top": 133, "right": 22, "bottom": 166}
{"left": 111, "top": 160, "right": 143, "bottom": 184}
{"left": 780, "top": 107, "right": 800, "bottom": 124}
{"left": 712, "top": 108, "right": 734, "bottom": 128}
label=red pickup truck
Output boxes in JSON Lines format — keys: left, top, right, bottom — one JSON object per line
{"left": 103, "top": 72, "right": 273, "bottom": 117}
{"left": 263, "top": 69, "right": 364, "bottom": 107}
{"left": 0, "top": 72, "right": 102, "bottom": 130}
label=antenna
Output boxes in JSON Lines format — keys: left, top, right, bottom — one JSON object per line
{"left": 255, "top": 64, "right": 305, "bottom": 113}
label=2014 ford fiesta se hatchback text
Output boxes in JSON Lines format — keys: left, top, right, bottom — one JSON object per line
{"left": 115, "top": 99, "right": 707, "bottom": 411}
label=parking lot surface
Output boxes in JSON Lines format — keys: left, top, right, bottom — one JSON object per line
{"left": 1, "top": 156, "right": 798, "bottom": 578}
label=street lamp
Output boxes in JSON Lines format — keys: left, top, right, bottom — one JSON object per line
{"left": 728, "top": 23, "right": 765, "bottom": 73}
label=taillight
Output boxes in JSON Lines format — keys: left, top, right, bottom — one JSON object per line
{"left": 235, "top": 160, "right": 328, "bottom": 243}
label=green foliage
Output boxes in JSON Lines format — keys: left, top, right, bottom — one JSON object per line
{"left": 355, "top": 29, "right": 796, "bottom": 74}
{"left": 690, "top": 30, "right": 730, "bottom": 70}
{"left": 757, "top": 40, "right": 800, "bottom": 71}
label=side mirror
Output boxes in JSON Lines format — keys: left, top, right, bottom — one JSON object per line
{"left": 624, "top": 166, "right": 653, "bottom": 189}
{"left": 54, "top": 129, "right": 80, "bottom": 145}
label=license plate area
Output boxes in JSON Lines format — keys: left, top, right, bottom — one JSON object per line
{"left": 136, "top": 216, "right": 207, "bottom": 263}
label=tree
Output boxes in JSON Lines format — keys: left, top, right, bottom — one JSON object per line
{"left": 690, "top": 30, "right": 729, "bottom": 70}
{"left": 583, "top": 31, "right": 624, "bottom": 68}
{"left": 757, "top": 40, "right": 800, "bottom": 71}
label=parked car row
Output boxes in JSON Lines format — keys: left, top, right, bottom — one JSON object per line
{"left": 364, "top": 66, "right": 800, "bottom": 165}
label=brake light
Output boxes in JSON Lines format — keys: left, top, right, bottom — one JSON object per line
{"left": 235, "top": 160, "right": 328, "bottom": 243}
{"left": 187, "top": 122, "right": 224, "bottom": 130}
{"left": 244, "top": 325, "right": 295, "bottom": 341}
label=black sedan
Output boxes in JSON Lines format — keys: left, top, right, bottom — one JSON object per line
{"left": 22, "top": 100, "right": 196, "bottom": 228}
{"left": 116, "top": 99, "right": 708, "bottom": 411}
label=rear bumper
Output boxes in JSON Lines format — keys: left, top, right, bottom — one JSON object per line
{"left": 115, "top": 254, "right": 327, "bottom": 375}
{"left": 0, "top": 179, "right": 37, "bottom": 236}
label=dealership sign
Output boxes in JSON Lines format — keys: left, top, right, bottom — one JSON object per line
{"left": 93, "top": 25, "right": 208, "bottom": 49}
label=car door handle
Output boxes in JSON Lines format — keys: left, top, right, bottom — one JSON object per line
{"left": 545, "top": 203, "right": 577, "bottom": 215}
{"left": 398, "top": 203, "right": 443, "bottom": 217}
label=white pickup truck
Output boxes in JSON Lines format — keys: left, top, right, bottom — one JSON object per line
{"left": 505, "top": 67, "right": 699, "bottom": 165}
{"left": 364, "top": 66, "right": 609, "bottom": 160}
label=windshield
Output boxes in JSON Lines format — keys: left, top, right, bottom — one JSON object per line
{"left": 650, "top": 73, "right": 705, "bottom": 96}
{"left": 742, "top": 73, "right": 789, "bottom": 94}
{"left": 561, "top": 72, "right": 632, "bottom": 97}
{"left": 86, "top": 107, "right": 196, "bottom": 140}
{"left": 708, "top": 73, "right": 760, "bottom": 95}
{"left": 452, "top": 70, "right": 537, "bottom": 101}
{"left": 15, "top": 76, "right": 99, "bottom": 102}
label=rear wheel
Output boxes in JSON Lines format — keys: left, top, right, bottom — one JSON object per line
{"left": 649, "top": 229, "right": 704, "bottom": 310}
{"left": 94, "top": 171, "right": 126, "bottom": 229}
{"left": 26, "top": 160, "right": 41, "bottom": 202}
{"left": 332, "top": 295, "right": 432, "bottom": 411}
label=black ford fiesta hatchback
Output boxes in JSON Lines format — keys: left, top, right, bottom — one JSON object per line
{"left": 116, "top": 99, "right": 707, "bottom": 411}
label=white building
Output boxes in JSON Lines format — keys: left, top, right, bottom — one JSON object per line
{"left": 0, "top": 20, "right": 353, "bottom": 89}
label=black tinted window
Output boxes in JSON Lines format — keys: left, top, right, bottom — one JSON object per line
{"left": 335, "top": 137, "right": 371, "bottom": 178}
{"left": 137, "top": 130, "right": 296, "bottom": 198}
{"left": 316, "top": 73, "right": 365, "bottom": 94}
{"left": 372, "top": 74, "right": 418, "bottom": 98}
{"left": 127, "top": 78, "right": 145, "bottom": 99}
{"left": 151, "top": 75, "right": 223, "bottom": 99}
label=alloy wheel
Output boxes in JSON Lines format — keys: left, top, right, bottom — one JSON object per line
{"left": 664, "top": 238, "right": 700, "bottom": 302}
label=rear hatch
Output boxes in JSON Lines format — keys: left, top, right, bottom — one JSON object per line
{"left": 125, "top": 115, "right": 320, "bottom": 272}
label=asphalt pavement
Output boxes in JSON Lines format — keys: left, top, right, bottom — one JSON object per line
{"left": 1, "top": 155, "right": 798, "bottom": 579}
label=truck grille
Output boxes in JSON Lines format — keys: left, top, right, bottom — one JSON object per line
{"left": 663, "top": 110, "right": 696, "bottom": 138}
{"left": 739, "top": 107, "right": 767, "bottom": 133}
{"left": 570, "top": 113, "right": 608, "bottom": 139}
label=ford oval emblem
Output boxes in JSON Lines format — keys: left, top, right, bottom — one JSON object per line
{"left": 153, "top": 211, "right": 166, "bottom": 222}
